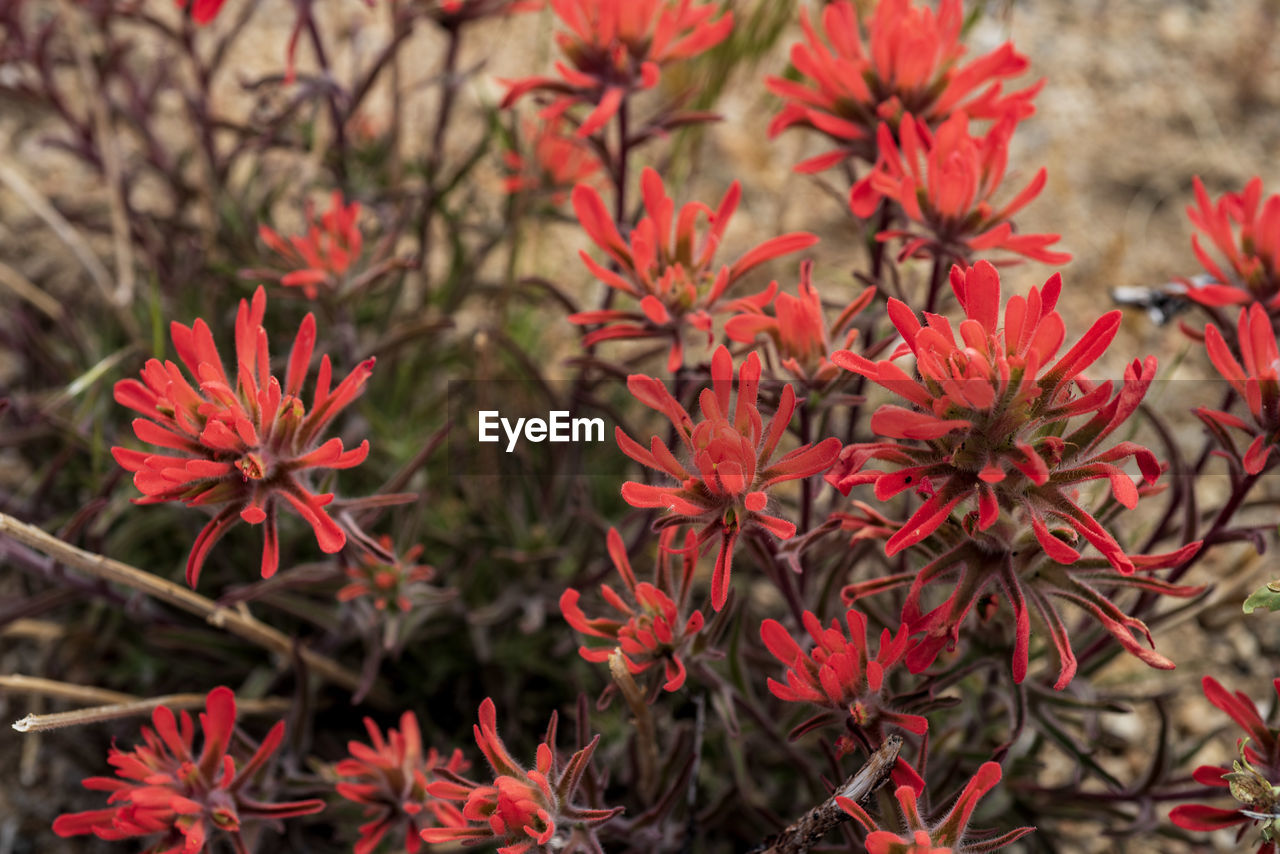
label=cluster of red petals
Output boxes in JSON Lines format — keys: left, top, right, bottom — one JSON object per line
{"left": 1198, "top": 303, "right": 1280, "bottom": 475}
{"left": 53, "top": 686, "right": 323, "bottom": 852}
{"left": 502, "top": 119, "right": 602, "bottom": 205}
{"left": 850, "top": 112, "right": 1069, "bottom": 266}
{"left": 839, "top": 761, "right": 1034, "bottom": 854}
{"left": 259, "top": 191, "right": 363, "bottom": 299}
{"left": 571, "top": 168, "right": 818, "bottom": 372}
{"left": 725, "top": 260, "right": 876, "bottom": 386}
{"left": 560, "top": 527, "right": 705, "bottom": 692}
{"left": 335, "top": 711, "right": 469, "bottom": 854}
{"left": 421, "top": 699, "right": 620, "bottom": 854}
{"left": 766, "top": 0, "right": 1039, "bottom": 173}
{"left": 1184, "top": 176, "right": 1280, "bottom": 310}
{"left": 1170, "top": 676, "right": 1280, "bottom": 853}
{"left": 618, "top": 346, "right": 841, "bottom": 611}
{"left": 112, "top": 286, "right": 373, "bottom": 588}
{"left": 828, "top": 262, "right": 1201, "bottom": 687}
{"left": 501, "top": 0, "right": 732, "bottom": 138}
{"left": 831, "top": 261, "right": 1157, "bottom": 569}
{"left": 762, "top": 608, "right": 926, "bottom": 738}
{"left": 337, "top": 536, "right": 437, "bottom": 614}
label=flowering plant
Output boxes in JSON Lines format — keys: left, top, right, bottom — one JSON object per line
{"left": 111, "top": 287, "right": 373, "bottom": 588}
{"left": 53, "top": 687, "right": 323, "bottom": 852}
{"left": 618, "top": 345, "right": 841, "bottom": 610}
{"left": 421, "top": 698, "right": 620, "bottom": 854}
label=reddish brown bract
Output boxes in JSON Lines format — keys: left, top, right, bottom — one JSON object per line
{"left": 618, "top": 345, "right": 841, "bottom": 611}
{"left": 112, "top": 286, "right": 373, "bottom": 588}
{"left": 52, "top": 687, "right": 323, "bottom": 853}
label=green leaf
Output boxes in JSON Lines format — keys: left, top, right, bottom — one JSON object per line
{"left": 1242, "top": 580, "right": 1280, "bottom": 614}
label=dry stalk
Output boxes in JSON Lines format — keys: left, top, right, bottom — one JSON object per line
{"left": 11, "top": 690, "right": 291, "bottom": 733}
{"left": 757, "top": 734, "right": 903, "bottom": 854}
{"left": 0, "top": 512, "right": 367, "bottom": 695}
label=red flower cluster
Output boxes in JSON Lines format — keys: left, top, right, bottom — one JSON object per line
{"left": 829, "top": 262, "right": 1200, "bottom": 686}
{"left": 849, "top": 112, "right": 1069, "bottom": 267}
{"left": 571, "top": 168, "right": 818, "bottom": 372}
{"left": 725, "top": 260, "right": 876, "bottom": 387}
{"left": 766, "top": 0, "right": 1038, "bottom": 173}
{"left": 53, "top": 687, "right": 323, "bottom": 852}
{"left": 501, "top": 0, "right": 732, "bottom": 137}
{"left": 337, "top": 537, "right": 437, "bottom": 615}
{"left": 112, "top": 286, "right": 373, "bottom": 588}
{"left": 761, "top": 608, "right": 926, "bottom": 738}
{"left": 421, "top": 698, "right": 620, "bottom": 854}
{"left": 838, "top": 761, "right": 1034, "bottom": 854}
{"left": 258, "top": 191, "right": 363, "bottom": 299}
{"left": 1198, "top": 303, "right": 1280, "bottom": 474}
{"left": 335, "top": 711, "right": 469, "bottom": 854}
{"left": 502, "top": 119, "right": 602, "bottom": 205}
{"left": 831, "top": 262, "right": 1155, "bottom": 567}
{"left": 560, "top": 527, "right": 705, "bottom": 692}
{"left": 618, "top": 346, "right": 841, "bottom": 611}
{"left": 1170, "top": 676, "right": 1280, "bottom": 853}
{"left": 1184, "top": 176, "right": 1280, "bottom": 310}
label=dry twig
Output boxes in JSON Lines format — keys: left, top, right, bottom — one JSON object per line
{"left": 0, "top": 512, "right": 367, "bottom": 695}
{"left": 756, "top": 735, "right": 903, "bottom": 854}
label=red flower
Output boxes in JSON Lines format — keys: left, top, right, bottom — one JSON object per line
{"left": 421, "top": 698, "right": 621, "bottom": 854}
{"left": 1170, "top": 676, "right": 1280, "bottom": 854}
{"left": 52, "top": 686, "right": 324, "bottom": 852}
{"left": 618, "top": 345, "right": 842, "bottom": 611}
{"left": 1183, "top": 176, "right": 1280, "bottom": 309}
{"left": 766, "top": 0, "right": 1038, "bottom": 173}
{"left": 828, "top": 262, "right": 1200, "bottom": 686}
{"left": 501, "top": 0, "right": 732, "bottom": 138}
{"left": 338, "top": 536, "right": 437, "bottom": 614}
{"left": 1198, "top": 303, "right": 1280, "bottom": 474}
{"left": 570, "top": 168, "right": 818, "bottom": 372}
{"left": 560, "top": 527, "right": 706, "bottom": 692}
{"left": 258, "top": 191, "right": 363, "bottom": 300}
{"left": 849, "top": 112, "right": 1069, "bottom": 267}
{"left": 838, "top": 761, "right": 1034, "bottom": 854}
{"left": 724, "top": 260, "right": 876, "bottom": 387}
{"left": 335, "top": 711, "right": 470, "bottom": 854}
{"left": 761, "top": 608, "right": 926, "bottom": 737}
{"left": 502, "top": 119, "right": 603, "bottom": 205}
{"left": 112, "top": 286, "right": 373, "bottom": 588}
